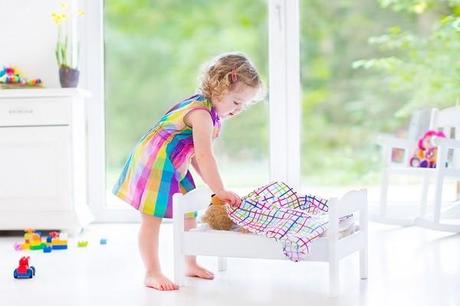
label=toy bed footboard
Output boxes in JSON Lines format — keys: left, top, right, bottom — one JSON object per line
{"left": 172, "top": 187, "right": 368, "bottom": 297}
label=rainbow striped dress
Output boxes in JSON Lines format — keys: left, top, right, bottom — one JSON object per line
{"left": 112, "top": 94, "right": 221, "bottom": 218}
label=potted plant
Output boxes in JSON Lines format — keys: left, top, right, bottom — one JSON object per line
{"left": 52, "top": 2, "right": 85, "bottom": 88}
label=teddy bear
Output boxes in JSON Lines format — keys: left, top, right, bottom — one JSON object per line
{"left": 201, "top": 195, "right": 235, "bottom": 230}
{"left": 201, "top": 195, "right": 249, "bottom": 232}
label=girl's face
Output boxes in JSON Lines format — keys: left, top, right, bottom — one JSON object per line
{"left": 213, "top": 83, "right": 258, "bottom": 119}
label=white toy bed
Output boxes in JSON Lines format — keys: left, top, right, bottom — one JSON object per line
{"left": 173, "top": 187, "right": 368, "bottom": 297}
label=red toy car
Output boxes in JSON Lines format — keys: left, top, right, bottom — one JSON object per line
{"left": 14, "top": 256, "right": 35, "bottom": 279}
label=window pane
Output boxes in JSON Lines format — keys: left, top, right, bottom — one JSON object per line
{"left": 299, "top": 0, "right": 418, "bottom": 197}
{"left": 105, "top": 0, "right": 268, "bottom": 210}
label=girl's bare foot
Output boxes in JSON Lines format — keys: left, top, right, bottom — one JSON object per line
{"left": 144, "top": 273, "right": 179, "bottom": 291}
{"left": 185, "top": 264, "right": 215, "bottom": 280}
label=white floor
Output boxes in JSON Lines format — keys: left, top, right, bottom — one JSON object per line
{"left": 1, "top": 222, "right": 459, "bottom": 306}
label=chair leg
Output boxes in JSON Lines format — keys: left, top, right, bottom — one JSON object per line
{"left": 174, "top": 252, "right": 186, "bottom": 285}
{"left": 420, "top": 175, "right": 430, "bottom": 218}
{"left": 379, "top": 170, "right": 390, "bottom": 217}
{"left": 360, "top": 248, "right": 368, "bottom": 280}
{"left": 329, "top": 260, "right": 339, "bottom": 297}
{"left": 217, "top": 257, "right": 227, "bottom": 272}
{"left": 433, "top": 174, "right": 444, "bottom": 223}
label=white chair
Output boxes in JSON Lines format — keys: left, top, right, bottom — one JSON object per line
{"left": 376, "top": 106, "right": 460, "bottom": 232}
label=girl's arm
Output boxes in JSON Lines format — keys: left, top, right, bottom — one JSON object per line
{"left": 184, "top": 110, "right": 241, "bottom": 206}
{"left": 190, "top": 156, "right": 202, "bottom": 177}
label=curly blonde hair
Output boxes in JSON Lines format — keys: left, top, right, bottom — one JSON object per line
{"left": 200, "top": 52, "right": 263, "bottom": 103}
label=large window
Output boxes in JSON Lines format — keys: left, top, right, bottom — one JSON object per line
{"left": 104, "top": 0, "right": 268, "bottom": 215}
{"left": 84, "top": 0, "right": 460, "bottom": 221}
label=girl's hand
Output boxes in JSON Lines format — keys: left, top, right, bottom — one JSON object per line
{"left": 215, "top": 190, "right": 241, "bottom": 207}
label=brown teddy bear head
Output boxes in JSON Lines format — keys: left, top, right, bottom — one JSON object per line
{"left": 201, "top": 195, "right": 235, "bottom": 230}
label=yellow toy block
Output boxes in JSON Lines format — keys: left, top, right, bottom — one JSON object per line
{"left": 52, "top": 239, "right": 68, "bottom": 246}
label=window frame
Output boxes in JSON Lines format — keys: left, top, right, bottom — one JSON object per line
{"left": 85, "top": 0, "right": 300, "bottom": 222}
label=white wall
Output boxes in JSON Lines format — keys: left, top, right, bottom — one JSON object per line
{"left": 0, "top": 0, "right": 64, "bottom": 87}
{"left": 0, "top": 0, "right": 106, "bottom": 221}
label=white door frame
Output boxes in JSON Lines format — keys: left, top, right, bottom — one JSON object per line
{"left": 82, "top": 0, "right": 140, "bottom": 222}
{"left": 84, "top": 0, "right": 300, "bottom": 222}
{"left": 268, "top": 0, "right": 301, "bottom": 188}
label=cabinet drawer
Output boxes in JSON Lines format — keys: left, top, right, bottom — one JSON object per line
{"left": 0, "top": 98, "right": 71, "bottom": 126}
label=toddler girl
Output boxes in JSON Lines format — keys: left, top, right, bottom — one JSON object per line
{"left": 113, "top": 52, "right": 263, "bottom": 291}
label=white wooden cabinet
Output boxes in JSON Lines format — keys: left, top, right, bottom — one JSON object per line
{"left": 0, "top": 89, "right": 93, "bottom": 234}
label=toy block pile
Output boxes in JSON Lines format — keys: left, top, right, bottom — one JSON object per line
{"left": 0, "top": 66, "right": 42, "bottom": 88}
{"left": 17, "top": 229, "right": 68, "bottom": 253}
{"left": 47, "top": 231, "right": 68, "bottom": 250}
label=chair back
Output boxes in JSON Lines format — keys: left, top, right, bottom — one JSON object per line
{"left": 430, "top": 106, "right": 460, "bottom": 168}
{"left": 407, "top": 108, "right": 432, "bottom": 141}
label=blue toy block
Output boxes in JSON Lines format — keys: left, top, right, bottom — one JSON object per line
{"left": 52, "top": 245, "right": 68, "bottom": 250}
{"left": 100, "top": 238, "right": 107, "bottom": 245}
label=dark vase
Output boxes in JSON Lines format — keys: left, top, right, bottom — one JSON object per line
{"left": 59, "top": 66, "right": 80, "bottom": 88}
